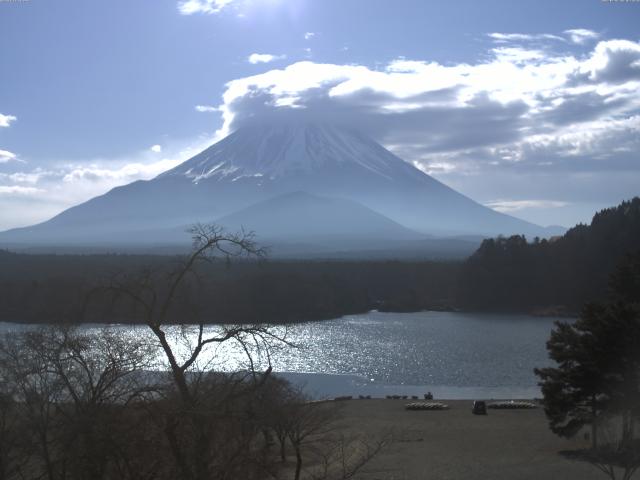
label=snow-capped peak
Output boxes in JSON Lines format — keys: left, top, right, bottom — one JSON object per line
{"left": 159, "top": 122, "right": 425, "bottom": 184}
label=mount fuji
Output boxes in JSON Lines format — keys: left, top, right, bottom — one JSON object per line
{"left": 0, "top": 122, "right": 560, "bottom": 255}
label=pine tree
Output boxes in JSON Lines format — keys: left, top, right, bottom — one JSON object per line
{"left": 535, "top": 255, "right": 640, "bottom": 451}
{"left": 534, "top": 306, "right": 611, "bottom": 448}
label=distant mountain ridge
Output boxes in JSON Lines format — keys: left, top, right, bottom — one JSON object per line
{"left": 0, "top": 122, "right": 561, "bottom": 254}
{"left": 215, "top": 191, "right": 422, "bottom": 241}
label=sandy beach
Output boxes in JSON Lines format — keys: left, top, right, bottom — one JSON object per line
{"left": 334, "top": 399, "right": 605, "bottom": 480}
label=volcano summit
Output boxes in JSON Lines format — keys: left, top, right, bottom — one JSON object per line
{"left": 0, "top": 123, "right": 559, "bottom": 255}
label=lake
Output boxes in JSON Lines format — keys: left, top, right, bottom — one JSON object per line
{"left": 0, "top": 311, "right": 566, "bottom": 399}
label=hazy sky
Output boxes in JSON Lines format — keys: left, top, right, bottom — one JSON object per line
{"left": 1, "top": 0, "right": 639, "bottom": 230}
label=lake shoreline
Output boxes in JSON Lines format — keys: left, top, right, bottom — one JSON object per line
{"left": 1, "top": 311, "right": 562, "bottom": 400}
{"left": 0, "top": 304, "right": 578, "bottom": 326}
{"left": 276, "top": 371, "right": 543, "bottom": 401}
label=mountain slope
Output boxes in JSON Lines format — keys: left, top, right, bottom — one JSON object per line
{"left": 157, "top": 122, "right": 547, "bottom": 236}
{"left": 215, "top": 190, "right": 423, "bottom": 243}
{"left": 0, "top": 122, "right": 553, "bottom": 248}
{"left": 158, "top": 122, "right": 428, "bottom": 184}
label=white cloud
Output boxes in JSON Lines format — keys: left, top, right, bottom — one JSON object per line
{"left": 0, "top": 115, "right": 19, "bottom": 167}
{"left": 212, "top": 33, "right": 640, "bottom": 223}
{"left": 0, "top": 137, "right": 215, "bottom": 230}
{"left": 488, "top": 32, "right": 565, "bottom": 43}
{"left": 491, "top": 46, "right": 547, "bottom": 63}
{"left": 0, "top": 169, "right": 51, "bottom": 185}
{"left": 564, "top": 28, "right": 600, "bottom": 45}
{"left": 484, "top": 199, "right": 569, "bottom": 212}
{"left": 0, "top": 185, "right": 43, "bottom": 196}
{"left": 61, "top": 158, "right": 182, "bottom": 184}
{"left": 248, "top": 53, "right": 286, "bottom": 64}
{"left": 177, "top": 0, "right": 234, "bottom": 15}
{"left": 304, "top": 32, "right": 315, "bottom": 40}
{"left": 0, "top": 150, "right": 17, "bottom": 163}
{"left": 195, "top": 105, "right": 219, "bottom": 112}
{"left": 150, "top": 144, "right": 162, "bottom": 153}
{"left": 0, "top": 113, "right": 17, "bottom": 128}
{"left": 575, "top": 39, "right": 640, "bottom": 83}
{"left": 0, "top": 158, "right": 186, "bottom": 231}
{"left": 413, "top": 160, "right": 457, "bottom": 175}
{"left": 217, "top": 36, "right": 640, "bottom": 149}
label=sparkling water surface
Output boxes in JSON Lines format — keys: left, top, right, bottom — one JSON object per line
{"left": 0, "top": 311, "right": 566, "bottom": 398}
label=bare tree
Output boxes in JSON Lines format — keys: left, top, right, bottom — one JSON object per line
{"left": 309, "top": 432, "right": 390, "bottom": 480}
{"left": 266, "top": 386, "right": 388, "bottom": 480}
{"left": 96, "top": 224, "right": 291, "bottom": 480}
{"left": 561, "top": 415, "right": 640, "bottom": 480}
{"left": 287, "top": 400, "right": 340, "bottom": 480}
{"left": 0, "top": 328, "right": 67, "bottom": 480}
{"left": 0, "top": 380, "right": 28, "bottom": 480}
{"left": 0, "top": 326, "right": 156, "bottom": 480}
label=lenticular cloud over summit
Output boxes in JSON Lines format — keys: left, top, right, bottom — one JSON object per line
{"left": 217, "top": 37, "right": 640, "bottom": 188}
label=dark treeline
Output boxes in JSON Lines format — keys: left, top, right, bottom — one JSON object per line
{"left": 457, "top": 197, "right": 640, "bottom": 314}
{"left": 2, "top": 197, "right": 640, "bottom": 323}
{"left": 0, "top": 251, "right": 459, "bottom": 324}
{"left": 533, "top": 248, "right": 640, "bottom": 479}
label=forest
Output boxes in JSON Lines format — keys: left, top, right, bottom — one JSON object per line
{"left": 457, "top": 197, "right": 640, "bottom": 314}
{"left": 1, "top": 197, "right": 639, "bottom": 324}
{"left": 0, "top": 249, "right": 459, "bottom": 324}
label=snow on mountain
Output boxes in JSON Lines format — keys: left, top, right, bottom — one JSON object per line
{"left": 0, "top": 121, "right": 556, "bottom": 251}
{"left": 159, "top": 122, "right": 425, "bottom": 184}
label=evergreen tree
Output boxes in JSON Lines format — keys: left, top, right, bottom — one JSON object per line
{"left": 459, "top": 197, "right": 640, "bottom": 313}
{"left": 610, "top": 250, "right": 640, "bottom": 305}
{"left": 534, "top": 307, "right": 611, "bottom": 448}
{"left": 535, "top": 256, "right": 640, "bottom": 450}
